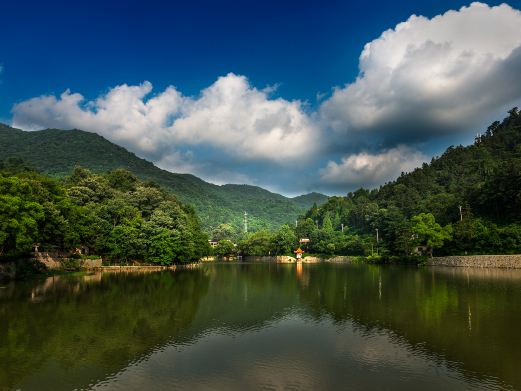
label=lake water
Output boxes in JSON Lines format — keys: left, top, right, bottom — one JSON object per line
{"left": 1, "top": 263, "right": 520, "bottom": 390}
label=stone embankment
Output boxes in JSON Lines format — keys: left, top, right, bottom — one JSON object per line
{"left": 427, "top": 255, "right": 521, "bottom": 269}
{"left": 99, "top": 263, "right": 200, "bottom": 273}
{"left": 33, "top": 252, "right": 102, "bottom": 269}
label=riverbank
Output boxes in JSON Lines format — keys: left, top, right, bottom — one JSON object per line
{"left": 0, "top": 259, "right": 201, "bottom": 282}
{"left": 427, "top": 255, "right": 521, "bottom": 268}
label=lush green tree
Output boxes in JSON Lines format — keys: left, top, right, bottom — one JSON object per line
{"left": 211, "top": 223, "right": 236, "bottom": 242}
{"left": 270, "top": 224, "right": 297, "bottom": 255}
{"left": 411, "top": 213, "right": 452, "bottom": 256}
{"left": 239, "top": 230, "right": 272, "bottom": 256}
{"left": 0, "top": 176, "right": 45, "bottom": 255}
{"left": 0, "top": 166, "right": 208, "bottom": 264}
{"left": 214, "top": 239, "right": 236, "bottom": 258}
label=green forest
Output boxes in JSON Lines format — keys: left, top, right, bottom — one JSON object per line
{"left": 0, "top": 164, "right": 208, "bottom": 264}
{"left": 293, "top": 108, "right": 521, "bottom": 258}
{"left": 1, "top": 108, "right": 521, "bottom": 264}
{"left": 194, "top": 108, "right": 521, "bottom": 261}
{"left": 0, "top": 124, "right": 328, "bottom": 232}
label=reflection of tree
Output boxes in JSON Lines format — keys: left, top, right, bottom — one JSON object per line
{"left": 0, "top": 269, "right": 210, "bottom": 390}
{"left": 298, "top": 264, "right": 521, "bottom": 389}
{"left": 189, "top": 264, "right": 301, "bottom": 331}
{"left": 3, "top": 264, "right": 521, "bottom": 390}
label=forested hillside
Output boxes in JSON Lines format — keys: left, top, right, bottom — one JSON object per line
{"left": 0, "top": 124, "right": 328, "bottom": 232}
{"left": 0, "top": 164, "right": 208, "bottom": 263}
{"left": 298, "top": 108, "right": 521, "bottom": 257}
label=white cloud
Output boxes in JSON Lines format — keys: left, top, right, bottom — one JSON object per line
{"left": 170, "top": 74, "right": 318, "bottom": 163}
{"left": 12, "top": 73, "right": 319, "bottom": 168}
{"left": 320, "top": 2, "right": 521, "bottom": 142}
{"left": 10, "top": 2, "right": 521, "bottom": 194}
{"left": 320, "top": 146, "right": 428, "bottom": 187}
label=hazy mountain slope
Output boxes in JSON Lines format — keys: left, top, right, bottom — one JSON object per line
{"left": 291, "top": 192, "right": 330, "bottom": 209}
{"left": 0, "top": 124, "right": 328, "bottom": 231}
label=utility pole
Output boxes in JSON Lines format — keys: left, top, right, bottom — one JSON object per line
{"left": 315, "top": 220, "right": 319, "bottom": 229}
{"left": 459, "top": 205, "right": 463, "bottom": 222}
{"left": 295, "top": 220, "right": 298, "bottom": 228}
{"left": 341, "top": 223, "right": 344, "bottom": 232}
{"left": 244, "top": 211, "right": 248, "bottom": 233}
{"left": 375, "top": 228, "right": 379, "bottom": 255}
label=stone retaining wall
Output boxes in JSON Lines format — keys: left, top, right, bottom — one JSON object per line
{"left": 79, "top": 258, "right": 103, "bottom": 268}
{"left": 427, "top": 255, "right": 521, "bottom": 269}
{"left": 324, "top": 256, "right": 353, "bottom": 263}
{"left": 244, "top": 256, "right": 297, "bottom": 263}
{"left": 32, "top": 252, "right": 102, "bottom": 269}
{"left": 98, "top": 263, "right": 200, "bottom": 273}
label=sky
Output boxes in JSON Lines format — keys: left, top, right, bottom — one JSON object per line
{"left": 2, "top": 0, "right": 521, "bottom": 196}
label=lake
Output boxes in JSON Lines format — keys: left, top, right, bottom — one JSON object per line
{"left": 1, "top": 263, "right": 520, "bottom": 390}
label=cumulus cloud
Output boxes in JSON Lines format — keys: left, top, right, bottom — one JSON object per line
{"left": 12, "top": 73, "right": 319, "bottom": 167}
{"left": 320, "top": 146, "right": 428, "bottom": 188}
{"left": 10, "top": 2, "right": 521, "bottom": 194}
{"left": 320, "top": 2, "right": 521, "bottom": 145}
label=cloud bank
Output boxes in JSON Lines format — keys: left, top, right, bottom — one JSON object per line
{"left": 11, "top": 2, "right": 521, "bottom": 194}
{"left": 320, "top": 146, "right": 428, "bottom": 188}
{"left": 12, "top": 74, "right": 319, "bottom": 165}
{"left": 320, "top": 2, "right": 521, "bottom": 143}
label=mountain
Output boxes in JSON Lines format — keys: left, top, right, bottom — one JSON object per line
{"left": 300, "top": 108, "right": 521, "bottom": 255}
{"left": 291, "top": 192, "right": 330, "bottom": 209}
{"left": 0, "top": 124, "right": 328, "bottom": 232}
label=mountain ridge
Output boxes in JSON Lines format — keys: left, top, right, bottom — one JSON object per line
{"left": 0, "top": 124, "right": 329, "bottom": 231}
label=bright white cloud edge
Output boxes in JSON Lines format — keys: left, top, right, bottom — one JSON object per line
{"left": 10, "top": 2, "right": 521, "bottom": 194}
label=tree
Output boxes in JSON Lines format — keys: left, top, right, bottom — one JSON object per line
{"left": 270, "top": 224, "right": 297, "bottom": 255}
{"left": 212, "top": 223, "right": 236, "bottom": 242}
{"left": 239, "top": 231, "right": 272, "bottom": 256}
{"left": 214, "top": 239, "right": 235, "bottom": 258}
{"left": 0, "top": 176, "right": 45, "bottom": 256}
{"left": 411, "top": 213, "right": 452, "bottom": 257}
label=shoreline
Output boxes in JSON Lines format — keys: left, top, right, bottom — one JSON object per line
{"left": 4, "top": 254, "right": 521, "bottom": 282}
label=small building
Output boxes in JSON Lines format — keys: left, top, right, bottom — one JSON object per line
{"left": 208, "top": 240, "right": 219, "bottom": 248}
{"left": 294, "top": 247, "right": 305, "bottom": 260}
{"left": 299, "top": 238, "right": 310, "bottom": 244}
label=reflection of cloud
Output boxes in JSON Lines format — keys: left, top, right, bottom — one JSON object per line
{"left": 91, "top": 313, "right": 495, "bottom": 390}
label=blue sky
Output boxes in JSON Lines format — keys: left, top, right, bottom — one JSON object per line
{"left": 2, "top": 0, "right": 521, "bottom": 195}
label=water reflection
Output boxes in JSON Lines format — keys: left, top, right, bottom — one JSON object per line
{"left": 1, "top": 264, "right": 520, "bottom": 390}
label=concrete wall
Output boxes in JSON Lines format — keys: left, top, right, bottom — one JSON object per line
{"left": 427, "top": 255, "right": 521, "bottom": 269}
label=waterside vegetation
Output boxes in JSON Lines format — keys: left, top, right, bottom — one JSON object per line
{"left": 0, "top": 164, "right": 208, "bottom": 265}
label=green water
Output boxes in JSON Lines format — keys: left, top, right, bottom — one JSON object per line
{"left": 1, "top": 263, "right": 520, "bottom": 390}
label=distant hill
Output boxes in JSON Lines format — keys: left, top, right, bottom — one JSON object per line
{"left": 291, "top": 192, "right": 330, "bottom": 209}
{"left": 0, "top": 124, "right": 328, "bottom": 232}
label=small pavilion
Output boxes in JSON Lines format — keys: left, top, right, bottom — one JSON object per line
{"left": 294, "top": 247, "right": 304, "bottom": 260}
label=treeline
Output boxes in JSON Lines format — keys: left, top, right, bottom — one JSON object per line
{"left": 210, "top": 223, "right": 297, "bottom": 257}
{"left": 300, "top": 108, "right": 521, "bottom": 257}
{"left": 0, "top": 162, "right": 208, "bottom": 264}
